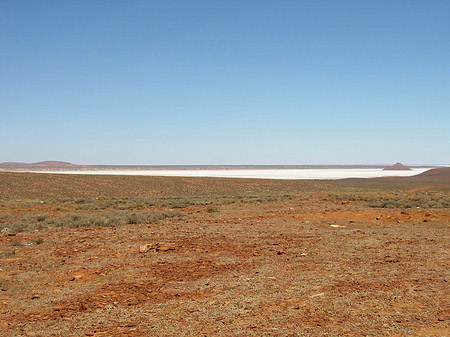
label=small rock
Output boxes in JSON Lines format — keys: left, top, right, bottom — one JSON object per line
{"left": 437, "top": 314, "right": 449, "bottom": 321}
{"left": 157, "top": 245, "right": 175, "bottom": 252}
{"left": 139, "top": 243, "right": 157, "bottom": 253}
{"left": 384, "top": 256, "right": 399, "bottom": 263}
{"left": 277, "top": 251, "right": 284, "bottom": 255}
{"left": 140, "top": 242, "right": 175, "bottom": 253}
{"left": 85, "top": 332, "right": 94, "bottom": 336}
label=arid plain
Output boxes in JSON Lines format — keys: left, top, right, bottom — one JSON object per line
{"left": 0, "top": 169, "right": 449, "bottom": 336}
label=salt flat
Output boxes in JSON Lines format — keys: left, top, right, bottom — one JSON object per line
{"left": 36, "top": 168, "right": 430, "bottom": 180}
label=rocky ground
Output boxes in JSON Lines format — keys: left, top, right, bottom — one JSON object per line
{"left": 0, "top": 172, "right": 449, "bottom": 336}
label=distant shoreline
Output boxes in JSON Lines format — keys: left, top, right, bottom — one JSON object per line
{"left": 8, "top": 167, "right": 431, "bottom": 180}
{"left": 0, "top": 164, "right": 440, "bottom": 172}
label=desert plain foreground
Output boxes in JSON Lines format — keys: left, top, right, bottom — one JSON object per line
{"left": 0, "top": 170, "right": 449, "bottom": 336}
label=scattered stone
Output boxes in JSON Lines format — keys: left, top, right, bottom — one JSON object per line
{"left": 384, "top": 256, "right": 399, "bottom": 263}
{"left": 31, "top": 294, "right": 40, "bottom": 299}
{"left": 158, "top": 245, "right": 175, "bottom": 252}
{"left": 139, "top": 243, "right": 157, "bottom": 253}
{"left": 277, "top": 250, "right": 284, "bottom": 255}
{"left": 140, "top": 243, "right": 175, "bottom": 253}
{"left": 330, "top": 225, "right": 345, "bottom": 228}
{"left": 310, "top": 292, "right": 325, "bottom": 298}
{"left": 437, "top": 312, "right": 450, "bottom": 321}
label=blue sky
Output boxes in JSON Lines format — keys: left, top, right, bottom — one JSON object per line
{"left": 1, "top": 1, "right": 449, "bottom": 165}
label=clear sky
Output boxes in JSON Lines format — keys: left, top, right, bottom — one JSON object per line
{"left": 1, "top": 1, "right": 449, "bottom": 165}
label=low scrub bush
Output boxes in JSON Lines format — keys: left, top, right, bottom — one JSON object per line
{"left": 0, "top": 210, "right": 183, "bottom": 232}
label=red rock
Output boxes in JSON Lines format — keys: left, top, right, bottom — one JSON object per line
{"left": 157, "top": 246, "right": 175, "bottom": 252}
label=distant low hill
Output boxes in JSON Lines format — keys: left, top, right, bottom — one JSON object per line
{"left": 383, "top": 163, "right": 412, "bottom": 171}
{"left": 0, "top": 161, "right": 82, "bottom": 170}
{"left": 417, "top": 167, "right": 450, "bottom": 178}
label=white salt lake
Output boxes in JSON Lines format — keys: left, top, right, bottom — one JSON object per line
{"left": 36, "top": 168, "right": 431, "bottom": 180}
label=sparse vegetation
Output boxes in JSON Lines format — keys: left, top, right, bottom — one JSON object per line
{"left": 0, "top": 172, "right": 448, "bottom": 336}
{"left": 0, "top": 208, "right": 184, "bottom": 232}
{"left": 207, "top": 207, "right": 219, "bottom": 213}
{"left": 323, "top": 192, "right": 450, "bottom": 208}
{"left": 367, "top": 193, "right": 450, "bottom": 208}
{"left": 34, "top": 237, "right": 44, "bottom": 245}
{"left": 9, "top": 240, "right": 23, "bottom": 246}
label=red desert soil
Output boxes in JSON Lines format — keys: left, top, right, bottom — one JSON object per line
{"left": 0, "top": 172, "right": 449, "bottom": 336}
